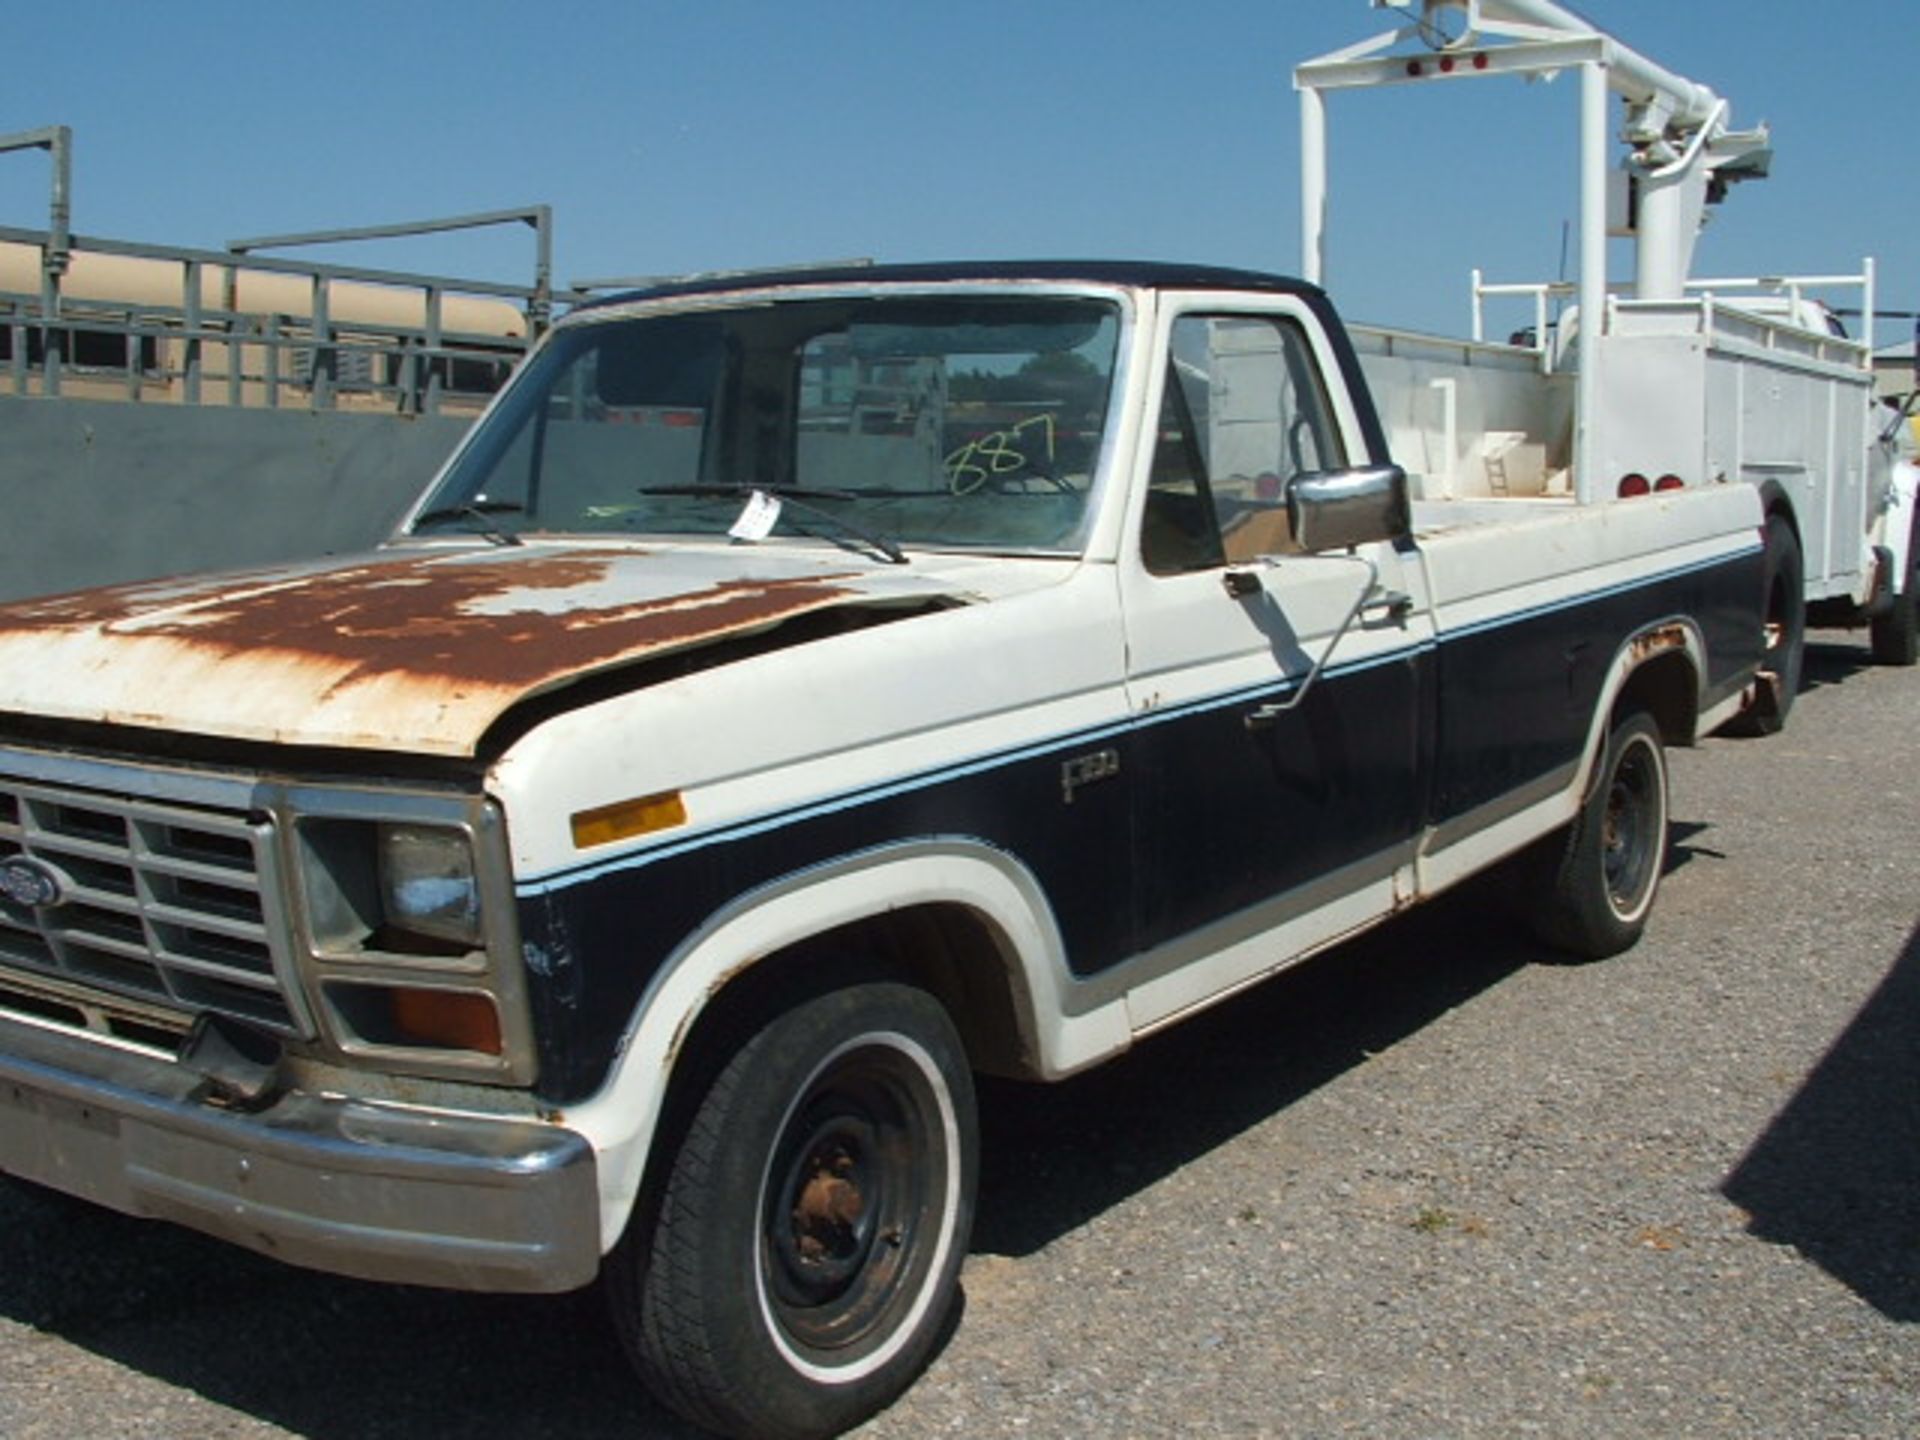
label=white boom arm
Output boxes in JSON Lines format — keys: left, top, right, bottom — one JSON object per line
{"left": 1296, "top": 0, "right": 1771, "bottom": 499}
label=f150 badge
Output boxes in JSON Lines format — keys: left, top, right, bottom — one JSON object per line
{"left": 0, "top": 856, "right": 67, "bottom": 909}
{"left": 1060, "top": 748, "right": 1121, "bottom": 804}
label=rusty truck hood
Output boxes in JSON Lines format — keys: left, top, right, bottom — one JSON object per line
{"left": 0, "top": 543, "right": 981, "bottom": 757}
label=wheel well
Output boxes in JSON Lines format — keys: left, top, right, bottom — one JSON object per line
{"left": 623, "top": 903, "right": 1035, "bottom": 1253}
{"left": 658, "top": 903, "right": 1036, "bottom": 1128}
{"left": 772, "top": 904, "right": 1037, "bottom": 1080}
{"left": 1614, "top": 649, "right": 1697, "bottom": 747}
{"left": 1756, "top": 484, "right": 1800, "bottom": 545}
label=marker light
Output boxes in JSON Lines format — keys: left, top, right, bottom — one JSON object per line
{"left": 388, "top": 987, "right": 504, "bottom": 1054}
{"left": 571, "top": 790, "right": 688, "bottom": 849}
{"left": 329, "top": 983, "right": 505, "bottom": 1054}
{"left": 1618, "top": 473, "right": 1652, "bottom": 498}
{"left": 1655, "top": 474, "right": 1685, "bottom": 492}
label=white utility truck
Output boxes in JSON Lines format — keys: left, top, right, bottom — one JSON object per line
{"left": 0, "top": 6, "right": 1824, "bottom": 1439}
{"left": 1300, "top": 0, "right": 1920, "bottom": 691}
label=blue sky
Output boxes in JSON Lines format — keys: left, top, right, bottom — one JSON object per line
{"left": 4, "top": 1, "right": 1914, "bottom": 345}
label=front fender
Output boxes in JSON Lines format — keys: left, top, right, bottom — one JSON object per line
{"left": 557, "top": 837, "right": 1128, "bottom": 1255}
{"left": 1888, "top": 459, "right": 1920, "bottom": 594}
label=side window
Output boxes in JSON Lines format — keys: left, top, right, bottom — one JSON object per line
{"left": 1141, "top": 314, "right": 1347, "bottom": 574}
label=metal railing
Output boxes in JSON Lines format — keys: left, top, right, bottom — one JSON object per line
{"left": 1470, "top": 261, "right": 1882, "bottom": 374}
{"left": 1, "top": 125, "right": 551, "bottom": 416}
{"left": 0, "top": 223, "right": 545, "bottom": 414}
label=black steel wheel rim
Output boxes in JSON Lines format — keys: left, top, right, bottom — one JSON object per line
{"left": 761, "top": 1044, "right": 941, "bottom": 1359}
{"left": 1603, "top": 738, "right": 1658, "bottom": 915}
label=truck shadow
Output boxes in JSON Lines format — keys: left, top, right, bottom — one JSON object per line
{"left": 1800, "top": 632, "right": 1874, "bottom": 694}
{"left": 1666, "top": 818, "right": 1724, "bottom": 867}
{"left": 973, "top": 873, "right": 1531, "bottom": 1255}
{"left": 0, "top": 876, "right": 1539, "bottom": 1440}
{"left": 0, "top": 1185, "right": 700, "bottom": 1438}
{"left": 1721, "top": 923, "right": 1920, "bottom": 1321}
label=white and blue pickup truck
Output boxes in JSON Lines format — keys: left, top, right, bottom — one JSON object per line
{"left": 0, "top": 263, "right": 1767, "bottom": 1438}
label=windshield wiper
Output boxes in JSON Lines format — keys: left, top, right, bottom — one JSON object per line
{"left": 778, "top": 495, "right": 909, "bottom": 565}
{"left": 637, "top": 483, "right": 861, "bottom": 502}
{"left": 412, "top": 499, "right": 526, "bottom": 547}
{"left": 636, "top": 485, "right": 907, "bottom": 565}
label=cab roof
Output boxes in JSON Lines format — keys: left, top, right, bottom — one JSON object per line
{"left": 575, "top": 260, "right": 1327, "bottom": 311}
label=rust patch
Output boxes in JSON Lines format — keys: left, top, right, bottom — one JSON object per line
{"left": 1629, "top": 623, "right": 1689, "bottom": 661}
{"left": 0, "top": 547, "right": 889, "bottom": 754}
{"left": 792, "top": 1151, "right": 865, "bottom": 1260}
{"left": 0, "top": 550, "right": 861, "bottom": 693}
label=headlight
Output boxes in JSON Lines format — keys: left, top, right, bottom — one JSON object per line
{"left": 378, "top": 823, "right": 481, "bottom": 948}
{"left": 286, "top": 793, "right": 534, "bottom": 1085}
{"left": 297, "top": 815, "right": 486, "bottom": 959}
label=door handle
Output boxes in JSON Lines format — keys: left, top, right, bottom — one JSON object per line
{"left": 1362, "top": 590, "right": 1413, "bottom": 625}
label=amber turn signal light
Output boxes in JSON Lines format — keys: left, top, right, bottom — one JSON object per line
{"left": 571, "top": 790, "right": 688, "bottom": 849}
{"left": 387, "top": 987, "right": 504, "bottom": 1054}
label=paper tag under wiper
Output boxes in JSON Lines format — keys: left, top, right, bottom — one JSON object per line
{"left": 728, "top": 489, "right": 782, "bottom": 542}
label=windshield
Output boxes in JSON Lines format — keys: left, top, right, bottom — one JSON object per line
{"left": 409, "top": 292, "right": 1123, "bottom": 556}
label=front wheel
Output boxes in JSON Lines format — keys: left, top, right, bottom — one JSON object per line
{"left": 1869, "top": 512, "right": 1918, "bottom": 666}
{"left": 609, "top": 981, "right": 977, "bottom": 1440}
{"left": 1873, "top": 586, "right": 1919, "bottom": 666}
{"left": 1529, "top": 709, "right": 1670, "bottom": 960}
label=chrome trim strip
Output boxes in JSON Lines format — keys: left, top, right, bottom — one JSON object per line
{"left": 0, "top": 743, "right": 261, "bottom": 811}
{"left": 1423, "top": 762, "right": 1579, "bottom": 856}
{"left": 1062, "top": 842, "right": 1414, "bottom": 1014}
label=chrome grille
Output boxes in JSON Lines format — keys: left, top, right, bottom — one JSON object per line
{"left": 0, "top": 776, "right": 308, "bottom": 1036}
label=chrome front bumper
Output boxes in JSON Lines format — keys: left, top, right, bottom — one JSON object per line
{"left": 0, "top": 1013, "right": 600, "bottom": 1293}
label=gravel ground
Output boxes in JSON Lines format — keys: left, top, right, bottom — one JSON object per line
{"left": 1, "top": 632, "right": 1914, "bottom": 1439}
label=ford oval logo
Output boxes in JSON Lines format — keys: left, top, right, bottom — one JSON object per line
{"left": 0, "top": 856, "right": 68, "bottom": 909}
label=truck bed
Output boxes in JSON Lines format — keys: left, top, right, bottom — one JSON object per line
{"left": 1410, "top": 494, "right": 1570, "bottom": 536}
{"left": 1350, "top": 323, "right": 1572, "bottom": 502}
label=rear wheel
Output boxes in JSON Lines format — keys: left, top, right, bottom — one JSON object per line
{"left": 1731, "top": 515, "right": 1806, "bottom": 734}
{"left": 609, "top": 981, "right": 977, "bottom": 1440}
{"left": 1530, "top": 709, "right": 1669, "bottom": 960}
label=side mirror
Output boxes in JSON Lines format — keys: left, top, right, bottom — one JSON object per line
{"left": 1879, "top": 390, "right": 1920, "bottom": 446}
{"left": 1286, "top": 464, "right": 1412, "bottom": 553}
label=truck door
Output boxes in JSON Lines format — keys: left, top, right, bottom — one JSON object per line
{"left": 1117, "top": 301, "right": 1433, "bottom": 973}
